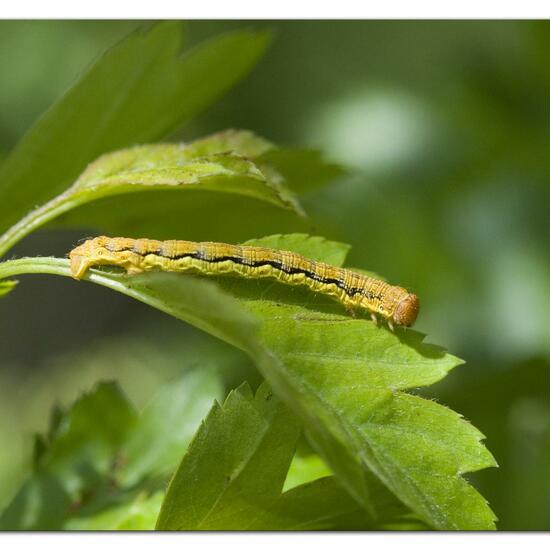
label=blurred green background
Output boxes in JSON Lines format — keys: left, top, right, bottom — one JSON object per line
{"left": 1, "top": 20, "right": 549, "bottom": 530}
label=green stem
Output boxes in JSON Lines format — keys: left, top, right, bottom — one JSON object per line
{"left": 0, "top": 256, "right": 131, "bottom": 298}
{"left": 0, "top": 256, "right": 254, "bottom": 352}
{"left": 0, "top": 257, "right": 72, "bottom": 279}
{"left": 0, "top": 257, "right": 194, "bottom": 333}
{"left": 0, "top": 194, "right": 78, "bottom": 259}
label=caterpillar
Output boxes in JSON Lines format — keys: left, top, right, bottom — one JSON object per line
{"left": 69, "top": 236, "right": 419, "bottom": 328}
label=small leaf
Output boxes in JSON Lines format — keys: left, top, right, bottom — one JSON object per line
{"left": 33, "top": 382, "right": 136, "bottom": 481}
{"left": 156, "top": 383, "right": 301, "bottom": 530}
{"left": 0, "top": 280, "right": 17, "bottom": 298}
{"left": 243, "top": 233, "right": 350, "bottom": 266}
{"left": 0, "top": 131, "right": 304, "bottom": 258}
{"left": 0, "top": 382, "right": 136, "bottom": 530}
{"left": 283, "top": 453, "right": 333, "bottom": 491}
{"left": 50, "top": 144, "right": 340, "bottom": 240}
{"left": 0, "top": 23, "right": 271, "bottom": 237}
{"left": 65, "top": 132, "right": 301, "bottom": 212}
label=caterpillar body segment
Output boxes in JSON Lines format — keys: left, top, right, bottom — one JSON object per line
{"left": 69, "top": 236, "right": 419, "bottom": 327}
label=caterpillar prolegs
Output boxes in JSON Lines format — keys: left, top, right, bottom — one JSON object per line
{"left": 69, "top": 236, "right": 419, "bottom": 328}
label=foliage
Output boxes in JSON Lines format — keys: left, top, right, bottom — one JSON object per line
{"left": 157, "top": 382, "right": 420, "bottom": 530}
{"left": 0, "top": 370, "right": 221, "bottom": 530}
{"left": 0, "top": 22, "right": 271, "bottom": 243}
{"left": 0, "top": 22, "right": 497, "bottom": 531}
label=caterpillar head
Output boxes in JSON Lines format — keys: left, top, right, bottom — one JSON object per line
{"left": 392, "top": 293, "right": 419, "bottom": 327}
{"left": 69, "top": 236, "right": 120, "bottom": 279}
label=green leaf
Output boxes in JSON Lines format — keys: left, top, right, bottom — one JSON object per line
{"left": 0, "top": 382, "right": 137, "bottom": 530}
{"left": 256, "top": 315, "right": 497, "bottom": 529}
{"left": 0, "top": 131, "right": 303, "bottom": 258}
{"left": 259, "top": 148, "right": 345, "bottom": 194}
{"left": 65, "top": 130, "right": 301, "bottom": 212}
{"left": 33, "top": 382, "right": 136, "bottom": 485}
{"left": 156, "top": 382, "right": 411, "bottom": 530}
{"left": 239, "top": 235, "right": 498, "bottom": 530}
{"left": 0, "top": 22, "right": 270, "bottom": 244}
{"left": 66, "top": 492, "right": 164, "bottom": 531}
{"left": 243, "top": 233, "right": 350, "bottom": 265}
{"left": 0, "top": 279, "right": 17, "bottom": 298}
{"left": 0, "top": 370, "right": 223, "bottom": 530}
{"left": 156, "top": 383, "right": 300, "bottom": 530}
{"left": 255, "top": 476, "right": 424, "bottom": 531}
{"left": 283, "top": 452, "right": 333, "bottom": 491}
{"left": 48, "top": 145, "right": 340, "bottom": 242}
{"left": 116, "top": 368, "right": 223, "bottom": 488}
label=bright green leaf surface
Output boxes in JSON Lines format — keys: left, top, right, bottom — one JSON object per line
{"left": 0, "top": 23, "right": 270, "bottom": 251}
{"left": 283, "top": 453, "right": 333, "bottom": 491}
{"left": 156, "top": 383, "right": 300, "bottom": 530}
{"left": 238, "top": 235, "right": 498, "bottom": 530}
{"left": 254, "top": 317, "right": 497, "bottom": 529}
{"left": 66, "top": 130, "right": 301, "bottom": 211}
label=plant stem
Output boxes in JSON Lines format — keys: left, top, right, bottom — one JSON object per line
{"left": 0, "top": 194, "right": 76, "bottom": 259}
{"left": 0, "top": 257, "right": 72, "bottom": 279}
{"left": 0, "top": 257, "right": 130, "bottom": 298}
{"left": 0, "top": 256, "right": 170, "bottom": 317}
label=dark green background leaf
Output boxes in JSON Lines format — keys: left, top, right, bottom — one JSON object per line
{"left": 0, "top": 382, "right": 136, "bottom": 530}
{"left": 117, "top": 368, "right": 223, "bottom": 488}
{"left": 0, "top": 22, "right": 270, "bottom": 237}
{"left": 0, "top": 370, "right": 222, "bottom": 530}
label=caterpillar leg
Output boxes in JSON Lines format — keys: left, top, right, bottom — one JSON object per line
{"left": 387, "top": 319, "right": 395, "bottom": 332}
{"left": 348, "top": 308, "right": 358, "bottom": 319}
{"left": 126, "top": 266, "right": 144, "bottom": 276}
{"left": 370, "top": 312, "right": 378, "bottom": 325}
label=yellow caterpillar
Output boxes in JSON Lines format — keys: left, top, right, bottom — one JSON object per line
{"left": 69, "top": 236, "right": 419, "bottom": 328}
